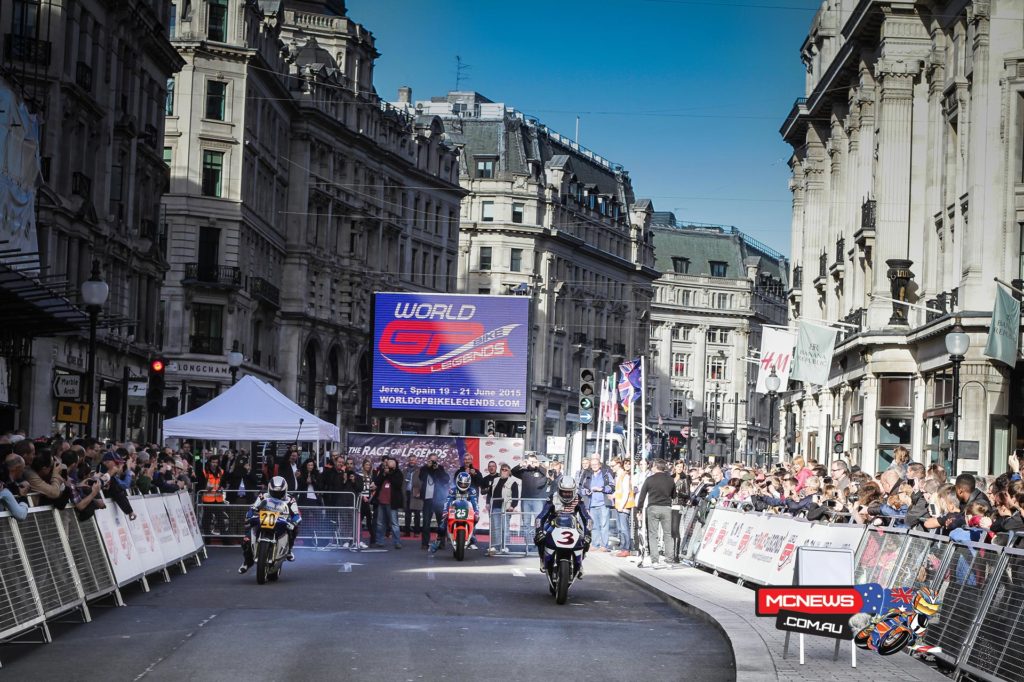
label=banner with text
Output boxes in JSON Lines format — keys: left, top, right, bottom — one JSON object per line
{"left": 755, "top": 328, "right": 796, "bottom": 394}
{"left": 984, "top": 285, "right": 1020, "bottom": 367}
{"left": 789, "top": 322, "right": 838, "bottom": 386}
{"left": 371, "top": 292, "right": 529, "bottom": 413}
{"left": 345, "top": 432, "right": 525, "bottom": 471}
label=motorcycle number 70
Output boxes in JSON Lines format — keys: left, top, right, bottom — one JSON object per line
{"left": 554, "top": 528, "right": 580, "bottom": 547}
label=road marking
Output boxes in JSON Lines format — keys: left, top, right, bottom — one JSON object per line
{"left": 511, "top": 569, "right": 525, "bottom": 577}
{"left": 133, "top": 614, "right": 217, "bottom": 680}
{"left": 427, "top": 570, "right": 436, "bottom": 581}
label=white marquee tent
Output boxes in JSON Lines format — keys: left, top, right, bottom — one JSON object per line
{"left": 163, "top": 375, "right": 340, "bottom": 442}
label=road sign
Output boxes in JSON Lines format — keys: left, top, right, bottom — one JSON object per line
{"left": 579, "top": 411, "right": 593, "bottom": 425}
{"left": 53, "top": 374, "right": 82, "bottom": 399}
{"left": 56, "top": 400, "right": 90, "bottom": 425}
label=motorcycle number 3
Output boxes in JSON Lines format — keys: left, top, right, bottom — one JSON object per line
{"left": 259, "top": 511, "right": 279, "bottom": 528}
{"left": 555, "top": 529, "right": 579, "bottom": 546}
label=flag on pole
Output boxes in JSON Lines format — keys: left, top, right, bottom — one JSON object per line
{"left": 984, "top": 286, "right": 1021, "bottom": 367}
{"left": 600, "top": 378, "right": 617, "bottom": 422}
{"left": 755, "top": 328, "right": 796, "bottom": 394}
{"left": 618, "top": 358, "right": 642, "bottom": 412}
{"left": 789, "top": 321, "right": 838, "bottom": 386}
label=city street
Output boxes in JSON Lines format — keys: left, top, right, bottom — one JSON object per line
{"left": 1, "top": 544, "right": 734, "bottom": 682}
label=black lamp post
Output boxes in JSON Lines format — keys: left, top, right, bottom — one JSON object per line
{"left": 766, "top": 368, "right": 781, "bottom": 466}
{"left": 945, "top": 320, "right": 970, "bottom": 470}
{"left": 81, "top": 260, "right": 109, "bottom": 437}
{"left": 685, "top": 396, "right": 695, "bottom": 466}
{"left": 227, "top": 341, "right": 244, "bottom": 385}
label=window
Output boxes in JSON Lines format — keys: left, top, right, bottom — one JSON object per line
{"left": 672, "top": 353, "right": 690, "bottom": 378}
{"left": 205, "top": 81, "right": 227, "bottom": 120}
{"left": 879, "top": 376, "right": 912, "bottom": 408}
{"left": 201, "top": 150, "right": 224, "bottom": 197}
{"left": 109, "top": 164, "right": 123, "bottom": 214}
{"left": 706, "top": 327, "right": 729, "bottom": 344}
{"left": 678, "top": 289, "right": 691, "bottom": 306}
{"left": 163, "top": 147, "right": 172, "bottom": 167}
{"left": 704, "top": 392, "right": 723, "bottom": 421}
{"left": 163, "top": 147, "right": 172, "bottom": 192}
{"left": 715, "top": 293, "right": 732, "bottom": 309}
{"left": 190, "top": 303, "right": 224, "bottom": 353}
{"left": 672, "top": 325, "right": 691, "bottom": 341}
{"left": 710, "top": 261, "right": 728, "bottom": 277}
{"left": 481, "top": 201, "right": 494, "bottom": 222}
{"left": 510, "top": 248, "right": 523, "bottom": 272}
{"left": 476, "top": 159, "right": 494, "bottom": 178}
{"left": 671, "top": 257, "right": 689, "bottom": 274}
{"left": 512, "top": 203, "right": 524, "bottom": 224}
{"left": 208, "top": 0, "right": 228, "bottom": 42}
{"left": 12, "top": 0, "right": 38, "bottom": 38}
{"left": 672, "top": 390, "right": 690, "bottom": 418}
{"left": 706, "top": 354, "right": 727, "bottom": 381}
{"left": 169, "top": 3, "right": 176, "bottom": 38}
{"left": 931, "top": 372, "right": 953, "bottom": 407}
{"left": 165, "top": 78, "right": 174, "bottom": 115}
{"left": 479, "top": 246, "right": 492, "bottom": 270}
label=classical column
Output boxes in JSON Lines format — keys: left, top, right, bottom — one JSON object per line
{"left": 871, "top": 60, "right": 919, "bottom": 327}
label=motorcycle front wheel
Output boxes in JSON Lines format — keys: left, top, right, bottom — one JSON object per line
{"left": 256, "top": 542, "right": 271, "bottom": 585}
{"left": 454, "top": 528, "right": 466, "bottom": 561}
{"left": 555, "top": 558, "right": 571, "bottom": 604}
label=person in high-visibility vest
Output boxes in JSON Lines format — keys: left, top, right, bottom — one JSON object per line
{"left": 611, "top": 458, "right": 636, "bottom": 557}
{"left": 200, "top": 458, "right": 226, "bottom": 535}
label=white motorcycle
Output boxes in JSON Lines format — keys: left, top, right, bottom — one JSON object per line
{"left": 541, "top": 513, "right": 587, "bottom": 605}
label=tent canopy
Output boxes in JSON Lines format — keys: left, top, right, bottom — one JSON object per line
{"left": 163, "top": 375, "right": 340, "bottom": 442}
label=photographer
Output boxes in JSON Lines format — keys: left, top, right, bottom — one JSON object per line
{"left": 419, "top": 454, "right": 450, "bottom": 550}
{"left": 24, "top": 449, "right": 69, "bottom": 507}
{"left": 372, "top": 457, "right": 404, "bottom": 549}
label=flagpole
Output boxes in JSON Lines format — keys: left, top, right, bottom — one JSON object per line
{"left": 597, "top": 376, "right": 606, "bottom": 464}
{"left": 640, "top": 356, "right": 647, "bottom": 462}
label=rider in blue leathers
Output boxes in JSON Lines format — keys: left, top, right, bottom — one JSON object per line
{"left": 432, "top": 471, "right": 480, "bottom": 551}
{"left": 534, "top": 475, "right": 593, "bottom": 573}
{"left": 238, "top": 476, "right": 302, "bottom": 574}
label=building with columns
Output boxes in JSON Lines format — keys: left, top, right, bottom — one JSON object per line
{"left": 780, "top": 0, "right": 1024, "bottom": 475}
{"left": 648, "top": 214, "right": 788, "bottom": 464}
{"left": 393, "top": 92, "right": 659, "bottom": 452}
{"left": 0, "top": 1, "right": 183, "bottom": 439}
{"left": 162, "top": 0, "right": 464, "bottom": 438}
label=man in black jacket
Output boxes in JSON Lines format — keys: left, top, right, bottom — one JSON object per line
{"left": 372, "top": 457, "right": 405, "bottom": 549}
{"left": 636, "top": 459, "right": 674, "bottom": 567}
{"left": 512, "top": 453, "right": 549, "bottom": 537}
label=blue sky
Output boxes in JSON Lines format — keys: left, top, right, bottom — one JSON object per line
{"left": 347, "top": 0, "right": 821, "bottom": 255}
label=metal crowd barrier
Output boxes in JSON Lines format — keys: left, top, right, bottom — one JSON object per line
{"left": 689, "top": 502, "right": 1024, "bottom": 682}
{"left": 195, "top": 490, "right": 359, "bottom": 549}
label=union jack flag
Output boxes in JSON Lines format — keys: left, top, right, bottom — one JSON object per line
{"left": 889, "top": 588, "right": 916, "bottom": 606}
{"left": 618, "top": 358, "right": 642, "bottom": 412}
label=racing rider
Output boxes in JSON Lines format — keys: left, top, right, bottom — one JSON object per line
{"left": 433, "top": 471, "right": 480, "bottom": 551}
{"left": 238, "top": 476, "right": 302, "bottom": 574}
{"left": 533, "top": 475, "right": 592, "bottom": 574}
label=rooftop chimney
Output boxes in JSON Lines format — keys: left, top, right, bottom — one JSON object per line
{"left": 397, "top": 86, "right": 412, "bottom": 104}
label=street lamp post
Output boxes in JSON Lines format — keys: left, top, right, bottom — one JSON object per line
{"left": 227, "top": 341, "right": 244, "bottom": 385}
{"left": 81, "top": 260, "right": 108, "bottom": 437}
{"left": 685, "top": 396, "right": 696, "bottom": 466}
{"left": 766, "top": 368, "right": 781, "bottom": 467}
{"left": 945, "top": 320, "right": 970, "bottom": 470}
{"left": 711, "top": 383, "right": 721, "bottom": 464}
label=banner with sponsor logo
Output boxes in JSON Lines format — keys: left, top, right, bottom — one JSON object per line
{"left": 695, "top": 508, "right": 868, "bottom": 586}
{"left": 94, "top": 502, "right": 145, "bottom": 586}
{"left": 372, "top": 293, "right": 529, "bottom": 413}
{"left": 789, "top": 321, "right": 838, "bottom": 386}
{"left": 984, "top": 285, "right": 1020, "bottom": 367}
{"left": 755, "top": 328, "right": 796, "bottom": 394}
{"left": 345, "top": 432, "right": 525, "bottom": 471}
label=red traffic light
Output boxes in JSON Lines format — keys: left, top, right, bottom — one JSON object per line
{"left": 834, "top": 432, "right": 844, "bottom": 443}
{"left": 150, "top": 359, "right": 166, "bottom": 373}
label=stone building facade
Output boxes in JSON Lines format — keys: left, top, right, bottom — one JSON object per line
{"left": 162, "top": 0, "right": 463, "bottom": 437}
{"left": 648, "top": 214, "right": 788, "bottom": 464}
{"left": 780, "top": 0, "right": 1024, "bottom": 475}
{"left": 1, "top": 0, "right": 183, "bottom": 439}
{"left": 394, "top": 92, "right": 659, "bottom": 451}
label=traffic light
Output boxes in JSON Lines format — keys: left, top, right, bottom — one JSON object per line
{"left": 833, "top": 431, "right": 845, "bottom": 455}
{"left": 485, "top": 419, "right": 496, "bottom": 435}
{"left": 578, "top": 367, "right": 595, "bottom": 424}
{"left": 147, "top": 357, "right": 166, "bottom": 413}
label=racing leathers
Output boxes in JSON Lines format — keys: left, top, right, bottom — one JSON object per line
{"left": 240, "top": 492, "right": 302, "bottom": 569}
{"left": 533, "top": 494, "right": 593, "bottom": 570}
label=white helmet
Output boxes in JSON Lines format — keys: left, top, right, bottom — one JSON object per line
{"left": 269, "top": 475, "right": 287, "bottom": 499}
{"left": 557, "top": 475, "right": 577, "bottom": 504}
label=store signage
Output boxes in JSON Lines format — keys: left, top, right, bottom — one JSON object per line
{"left": 165, "top": 361, "right": 230, "bottom": 377}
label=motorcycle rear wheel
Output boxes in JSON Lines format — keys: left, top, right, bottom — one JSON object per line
{"left": 256, "top": 542, "right": 271, "bottom": 585}
{"left": 454, "top": 529, "right": 466, "bottom": 561}
{"left": 555, "top": 558, "right": 571, "bottom": 604}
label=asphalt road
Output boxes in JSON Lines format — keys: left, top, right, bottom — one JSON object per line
{"left": 3, "top": 540, "right": 735, "bottom": 681}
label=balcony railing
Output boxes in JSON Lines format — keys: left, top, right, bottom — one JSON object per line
{"left": 4, "top": 34, "right": 51, "bottom": 65}
{"left": 594, "top": 338, "right": 609, "bottom": 351}
{"left": 72, "top": 171, "right": 91, "bottom": 198}
{"left": 835, "top": 238, "right": 845, "bottom": 264}
{"left": 75, "top": 61, "right": 92, "bottom": 91}
{"left": 791, "top": 265, "right": 802, "bottom": 289}
{"left": 249, "top": 276, "right": 280, "bottom": 307}
{"left": 189, "top": 335, "right": 223, "bottom": 355}
{"left": 924, "top": 290, "right": 959, "bottom": 324}
{"left": 843, "top": 308, "right": 866, "bottom": 330}
{"left": 572, "top": 332, "right": 588, "bottom": 345}
{"left": 183, "top": 263, "right": 241, "bottom": 288}
{"left": 861, "top": 198, "right": 876, "bottom": 231}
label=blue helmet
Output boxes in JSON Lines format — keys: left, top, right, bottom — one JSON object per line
{"left": 455, "top": 471, "right": 472, "bottom": 492}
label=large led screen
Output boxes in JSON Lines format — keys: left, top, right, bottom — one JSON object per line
{"left": 371, "top": 292, "right": 528, "bottom": 413}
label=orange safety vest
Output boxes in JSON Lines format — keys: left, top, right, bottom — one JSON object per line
{"left": 202, "top": 471, "right": 224, "bottom": 503}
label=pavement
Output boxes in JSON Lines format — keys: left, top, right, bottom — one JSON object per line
{"left": 1, "top": 538, "right": 732, "bottom": 681}
{"left": 587, "top": 552, "right": 950, "bottom": 682}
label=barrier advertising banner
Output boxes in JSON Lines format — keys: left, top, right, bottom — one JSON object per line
{"left": 94, "top": 504, "right": 145, "bottom": 586}
{"left": 371, "top": 292, "right": 529, "bottom": 413}
{"left": 345, "top": 433, "right": 525, "bottom": 471}
{"left": 125, "top": 495, "right": 166, "bottom": 575}
{"left": 146, "top": 495, "right": 178, "bottom": 559}
{"left": 695, "top": 508, "right": 867, "bottom": 586}
{"left": 162, "top": 494, "right": 195, "bottom": 559}
{"left": 178, "top": 490, "right": 206, "bottom": 552}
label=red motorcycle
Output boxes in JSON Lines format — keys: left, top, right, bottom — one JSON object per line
{"left": 446, "top": 499, "right": 477, "bottom": 561}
